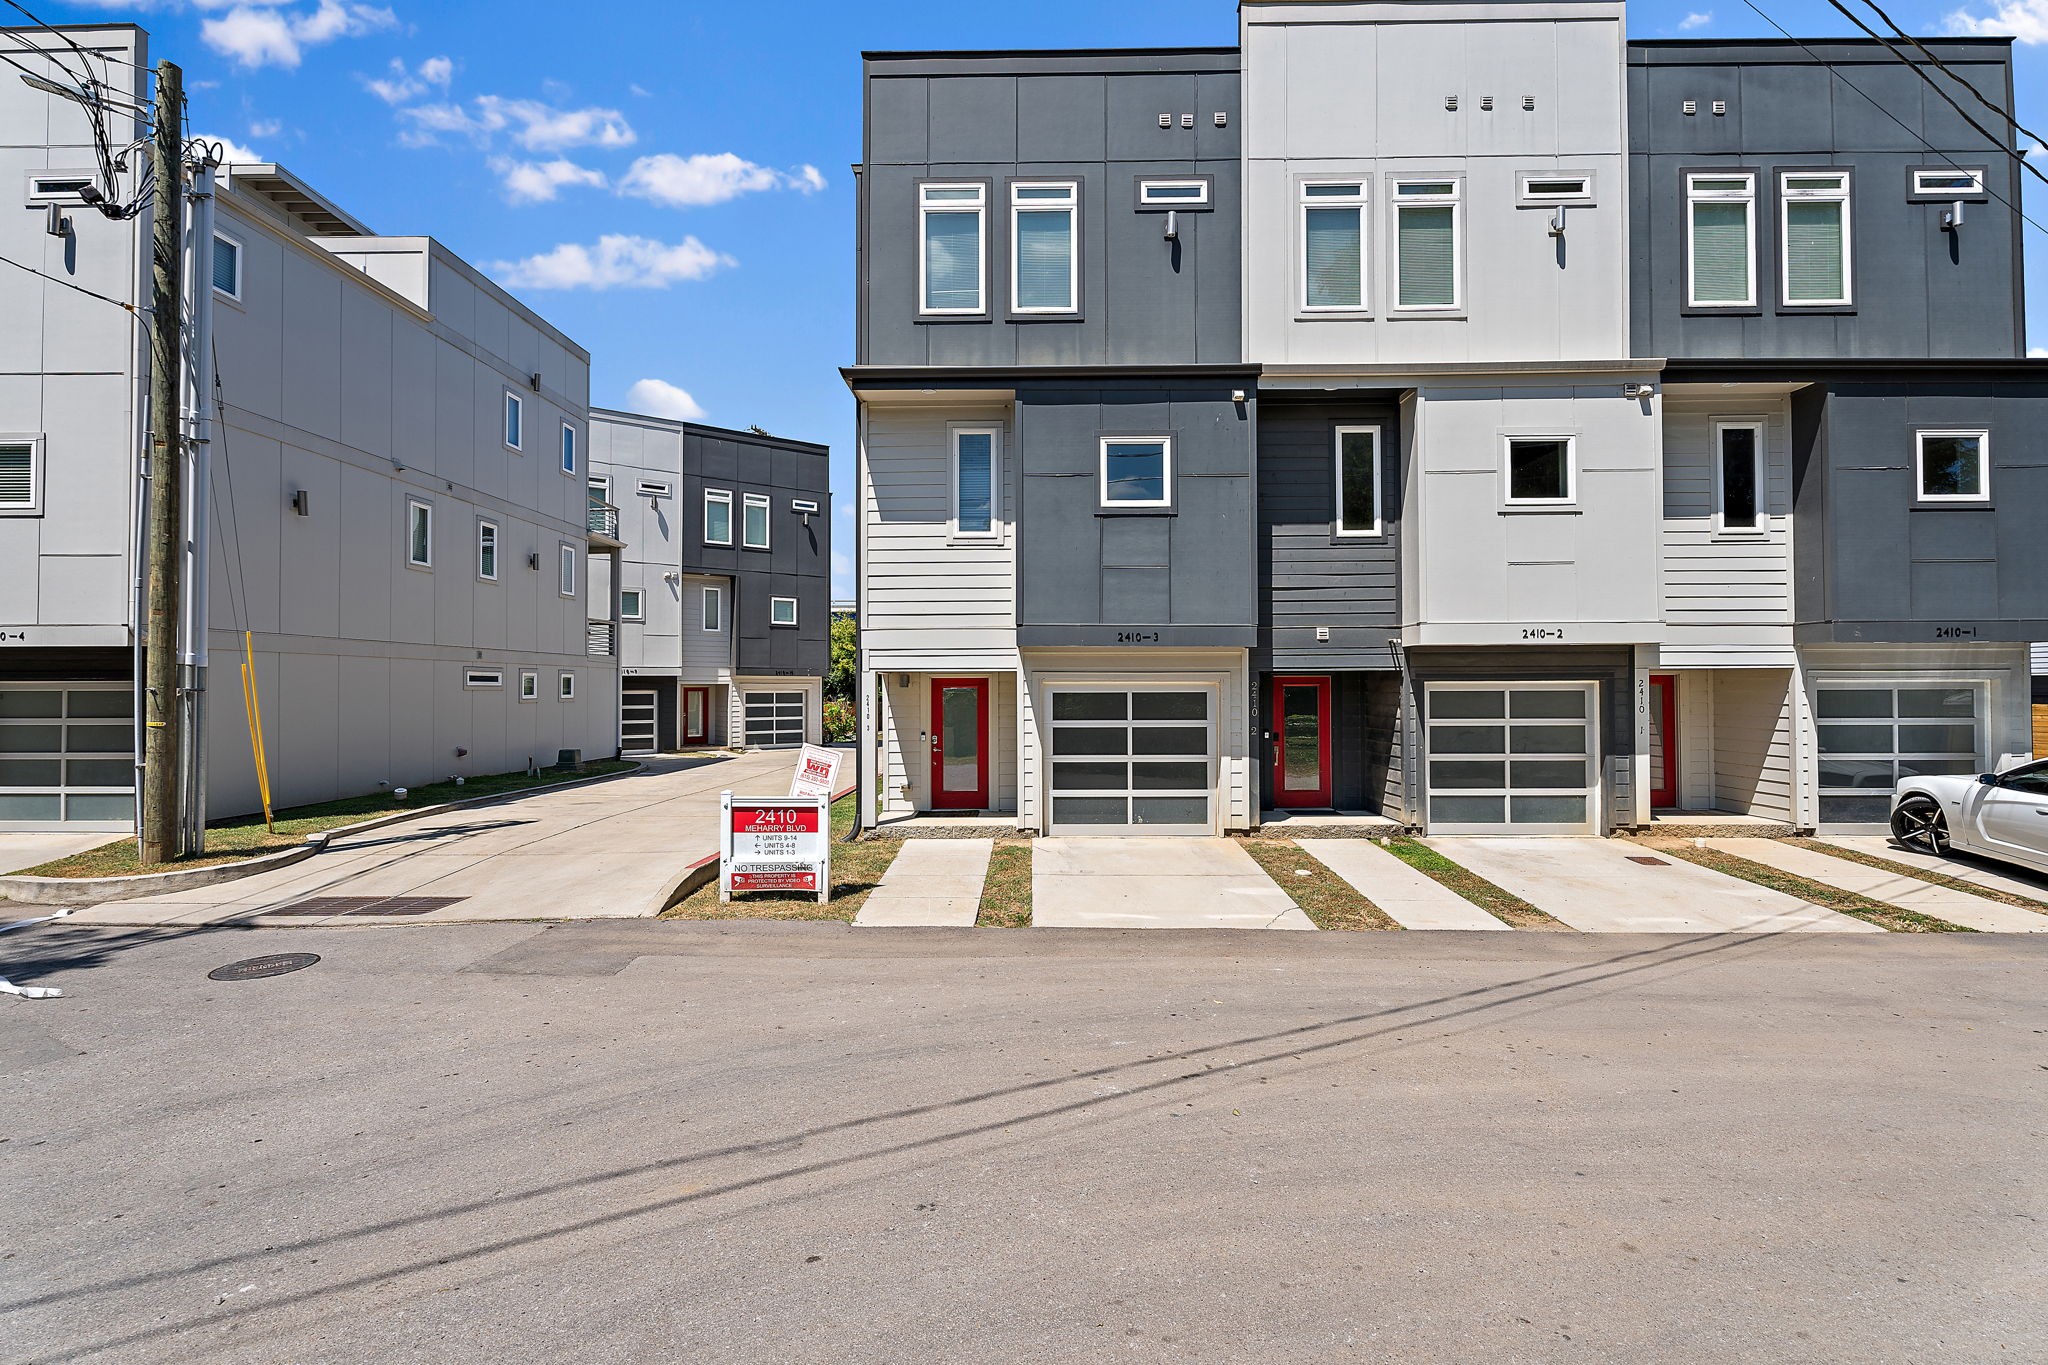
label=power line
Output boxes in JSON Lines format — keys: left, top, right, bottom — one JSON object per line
{"left": 1847, "top": 0, "right": 2048, "bottom": 153}
{"left": 1735, "top": 0, "right": 2048, "bottom": 241}
{"left": 0, "top": 248, "right": 147, "bottom": 314}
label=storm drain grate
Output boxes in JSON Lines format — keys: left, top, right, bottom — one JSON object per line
{"left": 209, "top": 953, "right": 320, "bottom": 982}
{"left": 1626, "top": 856, "right": 1671, "bottom": 866}
{"left": 266, "top": 895, "right": 466, "bottom": 918}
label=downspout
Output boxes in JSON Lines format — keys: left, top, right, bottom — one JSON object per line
{"left": 844, "top": 401, "right": 867, "bottom": 842}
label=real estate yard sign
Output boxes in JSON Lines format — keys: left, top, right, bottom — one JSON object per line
{"left": 720, "top": 792, "right": 830, "bottom": 903}
{"left": 788, "top": 745, "right": 844, "bottom": 801}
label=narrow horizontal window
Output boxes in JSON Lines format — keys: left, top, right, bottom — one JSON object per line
{"left": 1518, "top": 174, "right": 1593, "bottom": 203}
{"left": 770, "top": 596, "right": 798, "bottom": 626}
{"left": 1686, "top": 173, "right": 1755, "bottom": 307}
{"left": 635, "top": 480, "right": 671, "bottom": 498}
{"left": 1505, "top": 437, "right": 1575, "bottom": 505}
{"left": 1100, "top": 438, "right": 1172, "bottom": 508}
{"left": 1393, "top": 179, "right": 1460, "bottom": 310}
{"left": 920, "top": 183, "right": 985, "bottom": 314}
{"left": 1912, "top": 167, "right": 1984, "bottom": 196}
{"left": 1138, "top": 178, "right": 1209, "bottom": 206}
{"left": 1300, "top": 181, "right": 1365, "bottom": 311}
{"left": 1916, "top": 430, "right": 1989, "bottom": 502}
{"left": 465, "top": 670, "right": 503, "bottom": 689}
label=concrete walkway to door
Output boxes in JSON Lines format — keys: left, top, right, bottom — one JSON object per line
{"left": 1032, "top": 838, "right": 1315, "bottom": 930}
{"left": 56, "top": 749, "right": 803, "bottom": 927}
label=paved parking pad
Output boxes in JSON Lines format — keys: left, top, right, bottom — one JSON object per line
{"left": 1297, "top": 839, "right": 1511, "bottom": 930}
{"left": 1427, "top": 837, "right": 1879, "bottom": 934}
{"left": 1032, "top": 838, "right": 1314, "bottom": 930}
{"left": 1714, "top": 838, "right": 2048, "bottom": 934}
{"left": 853, "top": 839, "right": 991, "bottom": 927}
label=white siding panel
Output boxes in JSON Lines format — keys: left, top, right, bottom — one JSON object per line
{"left": 1660, "top": 398, "right": 1795, "bottom": 644}
{"left": 1711, "top": 668, "right": 1797, "bottom": 821}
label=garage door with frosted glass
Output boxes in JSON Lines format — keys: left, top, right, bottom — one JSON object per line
{"left": 1816, "top": 685, "right": 1980, "bottom": 825}
{"left": 0, "top": 685, "right": 136, "bottom": 830}
{"left": 1047, "top": 688, "right": 1213, "bottom": 835}
{"left": 1425, "top": 683, "right": 1598, "bottom": 835}
{"left": 743, "top": 691, "right": 806, "bottom": 748}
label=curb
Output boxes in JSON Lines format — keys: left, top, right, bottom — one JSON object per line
{"left": 0, "top": 761, "right": 650, "bottom": 908}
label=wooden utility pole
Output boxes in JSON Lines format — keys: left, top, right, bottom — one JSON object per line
{"left": 139, "top": 60, "right": 184, "bottom": 865}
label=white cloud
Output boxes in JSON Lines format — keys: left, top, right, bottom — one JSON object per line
{"left": 400, "top": 95, "right": 635, "bottom": 151}
{"left": 491, "top": 156, "right": 606, "bottom": 205}
{"left": 248, "top": 117, "right": 282, "bottom": 137}
{"left": 618, "top": 152, "right": 827, "bottom": 207}
{"left": 1679, "top": 11, "right": 1713, "bottom": 30}
{"left": 196, "top": 131, "right": 265, "bottom": 165}
{"left": 626, "top": 378, "right": 708, "bottom": 421}
{"left": 202, "top": 1, "right": 397, "bottom": 71}
{"left": 489, "top": 235, "right": 735, "bottom": 290}
{"left": 1945, "top": 0, "right": 2048, "bottom": 41}
{"left": 2031, "top": 346, "right": 2048, "bottom": 357}
{"left": 365, "top": 54, "right": 453, "bottom": 105}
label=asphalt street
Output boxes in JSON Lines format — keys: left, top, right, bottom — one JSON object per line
{"left": 4, "top": 922, "right": 2045, "bottom": 1363}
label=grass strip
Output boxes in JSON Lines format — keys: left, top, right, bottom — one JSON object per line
{"left": 661, "top": 792, "right": 888, "bottom": 924}
{"left": 976, "top": 840, "right": 1034, "bottom": 928}
{"left": 1658, "top": 844, "right": 1972, "bottom": 933}
{"left": 1381, "top": 837, "right": 1566, "bottom": 930}
{"left": 1788, "top": 838, "right": 2048, "bottom": 918}
{"left": 1235, "top": 837, "right": 1399, "bottom": 931}
{"left": 16, "top": 760, "right": 638, "bottom": 879}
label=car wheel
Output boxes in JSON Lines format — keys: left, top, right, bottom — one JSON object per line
{"left": 1890, "top": 795, "right": 1951, "bottom": 857}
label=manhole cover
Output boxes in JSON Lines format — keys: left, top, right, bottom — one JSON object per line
{"left": 208, "top": 953, "right": 320, "bottom": 982}
{"left": 1627, "top": 856, "right": 1671, "bottom": 866}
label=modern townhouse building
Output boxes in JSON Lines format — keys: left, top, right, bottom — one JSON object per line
{"left": 588, "top": 411, "right": 830, "bottom": 753}
{"left": 2, "top": 23, "right": 616, "bottom": 832}
{"left": 1631, "top": 37, "right": 2048, "bottom": 829}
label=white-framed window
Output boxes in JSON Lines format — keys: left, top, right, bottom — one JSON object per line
{"left": 558, "top": 543, "right": 576, "bottom": 597}
{"left": 1911, "top": 167, "right": 1984, "bottom": 197}
{"left": 704, "top": 488, "right": 732, "bottom": 545}
{"left": 476, "top": 518, "right": 498, "bottom": 581}
{"left": 519, "top": 669, "right": 539, "bottom": 702}
{"left": 0, "top": 435, "right": 44, "bottom": 515}
{"left": 1300, "top": 180, "right": 1366, "bottom": 312}
{"left": 620, "top": 588, "right": 643, "bottom": 621}
{"left": 949, "top": 424, "right": 1001, "bottom": 539}
{"left": 465, "top": 669, "right": 503, "bottom": 689}
{"left": 1915, "top": 430, "right": 1990, "bottom": 502}
{"left": 770, "top": 596, "right": 798, "bottom": 627}
{"left": 1780, "top": 172, "right": 1852, "bottom": 306}
{"left": 636, "top": 479, "right": 671, "bottom": 499}
{"left": 559, "top": 672, "right": 576, "bottom": 700}
{"left": 211, "top": 231, "right": 242, "bottom": 301}
{"left": 559, "top": 421, "right": 576, "bottom": 475}
{"left": 920, "top": 182, "right": 985, "bottom": 314}
{"left": 25, "top": 171, "right": 95, "bottom": 203}
{"left": 503, "top": 390, "right": 523, "bottom": 451}
{"left": 406, "top": 499, "right": 432, "bottom": 568}
{"left": 1333, "top": 425, "right": 1381, "bottom": 537}
{"left": 1100, "top": 437, "right": 1172, "bottom": 509}
{"left": 1138, "top": 178, "right": 1210, "bottom": 207}
{"left": 1011, "top": 180, "right": 1078, "bottom": 313}
{"left": 1686, "top": 173, "right": 1756, "bottom": 307}
{"left": 1516, "top": 172, "right": 1595, "bottom": 205}
{"left": 1711, "top": 420, "right": 1767, "bottom": 534}
{"left": 701, "top": 584, "right": 722, "bottom": 632}
{"left": 742, "top": 493, "right": 770, "bottom": 549}
{"left": 1392, "top": 178, "right": 1461, "bottom": 311}
{"left": 1504, "top": 436, "right": 1576, "bottom": 506}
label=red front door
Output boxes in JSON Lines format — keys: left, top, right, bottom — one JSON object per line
{"left": 1649, "top": 673, "right": 1679, "bottom": 809}
{"left": 929, "top": 678, "right": 989, "bottom": 810}
{"left": 1272, "top": 675, "right": 1334, "bottom": 808}
{"left": 682, "top": 687, "right": 710, "bottom": 746}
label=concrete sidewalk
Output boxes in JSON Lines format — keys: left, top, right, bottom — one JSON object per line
{"left": 55, "top": 750, "right": 802, "bottom": 927}
{"left": 1713, "top": 838, "right": 2048, "bottom": 934}
{"left": 1428, "top": 837, "right": 1878, "bottom": 934}
{"left": 1298, "top": 839, "right": 1512, "bottom": 930}
{"left": 853, "top": 839, "right": 992, "bottom": 927}
{"left": 1032, "top": 838, "right": 1314, "bottom": 930}
{"left": 0, "top": 832, "right": 121, "bottom": 876}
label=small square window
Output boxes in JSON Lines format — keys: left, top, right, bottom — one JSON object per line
{"left": 0, "top": 436, "right": 44, "bottom": 515}
{"left": 211, "top": 232, "right": 242, "bottom": 300}
{"left": 1100, "top": 438, "right": 1172, "bottom": 508}
{"left": 1916, "top": 430, "right": 1989, "bottom": 502}
{"left": 704, "top": 489, "right": 732, "bottom": 545}
{"left": 406, "top": 499, "right": 433, "bottom": 568}
{"left": 1505, "top": 437, "right": 1575, "bottom": 505}
{"left": 620, "top": 588, "right": 643, "bottom": 620}
{"left": 770, "top": 596, "right": 798, "bottom": 626}
{"left": 519, "top": 669, "right": 539, "bottom": 702}
{"left": 742, "top": 493, "right": 771, "bottom": 549}
{"left": 504, "top": 392, "right": 523, "bottom": 451}
{"left": 560, "top": 421, "right": 576, "bottom": 475}
{"left": 558, "top": 543, "right": 577, "bottom": 597}
{"left": 559, "top": 672, "right": 576, "bottom": 700}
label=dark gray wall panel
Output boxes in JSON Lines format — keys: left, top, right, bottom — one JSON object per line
{"left": 676, "top": 427, "right": 830, "bottom": 678}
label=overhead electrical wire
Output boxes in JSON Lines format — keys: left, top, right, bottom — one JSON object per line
{"left": 1847, "top": 0, "right": 2048, "bottom": 153}
{"left": 0, "top": 249, "right": 148, "bottom": 313}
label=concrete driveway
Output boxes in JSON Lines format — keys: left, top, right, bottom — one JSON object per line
{"left": 1032, "top": 837, "right": 1314, "bottom": 929}
{"left": 57, "top": 749, "right": 802, "bottom": 927}
{"left": 0, "top": 832, "right": 121, "bottom": 876}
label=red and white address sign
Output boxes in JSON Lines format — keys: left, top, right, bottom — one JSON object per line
{"left": 720, "top": 793, "right": 831, "bottom": 902}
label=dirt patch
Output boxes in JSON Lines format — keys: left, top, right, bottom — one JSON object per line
{"left": 1234, "top": 838, "right": 1399, "bottom": 931}
{"left": 1380, "top": 838, "right": 1567, "bottom": 930}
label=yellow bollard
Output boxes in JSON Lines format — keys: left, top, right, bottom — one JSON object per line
{"left": 241, "top": 631, "right": 275, "bottom": 832}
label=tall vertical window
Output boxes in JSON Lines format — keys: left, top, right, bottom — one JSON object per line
{"left": 701, "top": 584, "right": 722, "bottom": 632}
{"left": 1333, "top": 426, "right": 1381, "bottom": 537}
{"left": 950, "top": 426, "right": 1001, "bottom": 538}
{"left": 476, "top": 519, "right": 498, "bottom": 580}
{"left": 559, "top": 543, "right": 576, "bottom": 597}
{"left": 1713, "top": 421, "right": 1766, "bottom": 532}
{"left": 704, "top": 488, "right": 732, "bottom": 545}
{"left": 1687, "top": 173, "right": 1756, "bottom": 307}
{"left": 1780, "top": 172, "right": 1852, "bottom": 306}
{"left": 211, "top": 232, "right": 242, "bottom": 300}
{"left": 920, "top": 183, "right": 985, "bottom": 314}
{"left": 1916, "top": 430, "right": 1989, "bottom": 502}
{"left": 1011, "top": 181, "right": 1077, "bottom": 313}
{"left": 504, "top": 391, "right": 523, "bottom": 450}
{"left": 406, "top": 499, "right": 432, "bottom": 567}
{"left": 1393, "top": 179, "right": 1460, "bottom": 310}
{"left": 742, "top": 493, "right": 770, "bottom": 549}
{"left": 559, "top": 421, "right": 577, "bottom": 475}
{"left": 1300, "top": 181, "right": 1366, "bottom": 311}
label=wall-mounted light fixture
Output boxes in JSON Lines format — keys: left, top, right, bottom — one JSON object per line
{"left": 528, "top": 551, "right": 541, "bottom": 570}
{"left": 1943, "top": 200, "right": 1966, "bottom": 231}
{"left": 1163, "top": 210, "right": 1178, "bottom": 242}
{"left": 1623, "top": 383, "right": 1654, "bottom": 400}
{"left": 290, "top": 489, "right": 310, "bottom": 516}
{"left": 1549, "top": 205, "right": 1568, "bottom": 238}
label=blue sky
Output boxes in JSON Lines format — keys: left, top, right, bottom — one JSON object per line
{"left": 45, "top": 0, "right": 2048, "bottom": 597}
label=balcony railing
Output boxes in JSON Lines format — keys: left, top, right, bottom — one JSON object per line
{"left": 587, "top": 500, "right": 620, "bottom": 541}
{"left": 587, "top": 620, "right": 615, "bottom": 657}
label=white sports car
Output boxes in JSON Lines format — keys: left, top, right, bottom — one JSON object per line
{"left": 1890, "top": 758, "right": 2048, "bottom": 874}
